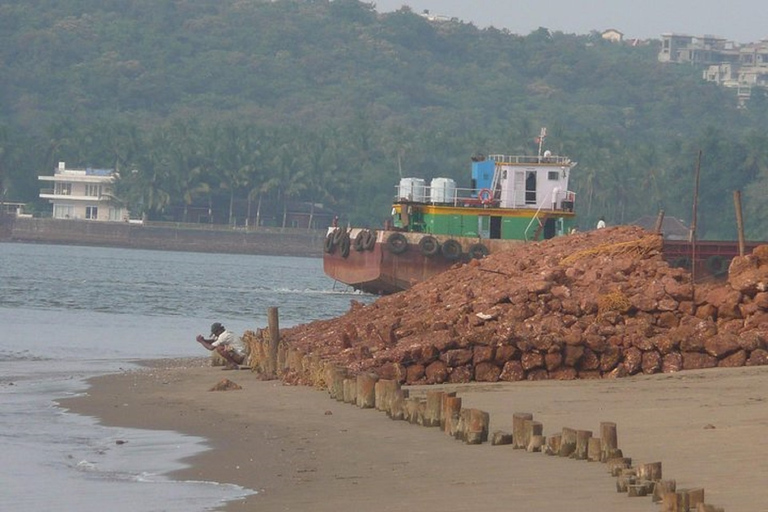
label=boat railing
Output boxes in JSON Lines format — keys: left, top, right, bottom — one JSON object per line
{"left": 487, "top": 154, "right": 572, "bottom": 165}
{"left": 395, "top": 184, "right": 576, "bottom": 211}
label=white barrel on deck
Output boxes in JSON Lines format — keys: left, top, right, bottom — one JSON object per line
{"left": 398, "top": 178, "right": 426, "bottom": 202}
{"left": 429, "top": 177, "right": 456, "bottom": 204}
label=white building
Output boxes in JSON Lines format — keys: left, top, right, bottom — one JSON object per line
{"left": 39, "top": 162, "right": 127, "bottom": 221}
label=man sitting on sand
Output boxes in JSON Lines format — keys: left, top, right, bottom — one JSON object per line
{"left": 196, "top": 322, "right": 247, "bottom": 370}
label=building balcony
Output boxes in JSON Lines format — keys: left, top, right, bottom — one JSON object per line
{"left": 39, "top": 192, "right": 111, "bottom": 202}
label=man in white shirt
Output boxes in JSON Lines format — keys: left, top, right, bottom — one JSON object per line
{"left": 196, "top": 322, "right": 247, "bottom": 369}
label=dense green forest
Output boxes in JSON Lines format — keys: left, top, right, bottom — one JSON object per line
{"left": 1, "top": 0, "right": 767, "bottom": 237}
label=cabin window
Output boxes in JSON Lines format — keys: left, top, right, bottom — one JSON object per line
{"left": 547, "top": 171, "right": 559, "bottom": 181}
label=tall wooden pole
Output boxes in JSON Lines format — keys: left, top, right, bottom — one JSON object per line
{"left": 268, "top": 306, "right": 280, "bottom": 378}
{"left": 733, "top": 190, "right": 745, "bottom": 257}
{"left": 654, "top": 209, "right": 665, "bottom": 234}
{"left": 690, "top": 150, "right": 702, "bottom": 298}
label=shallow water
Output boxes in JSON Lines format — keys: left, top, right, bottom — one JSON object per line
{"left": 0, "top": 242, "right": 371, "bottom": 511}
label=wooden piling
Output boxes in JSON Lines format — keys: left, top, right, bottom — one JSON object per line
{"left": 512, "top": 413, "right": 533, "bottom": 449}
{"left": 559, "top": 427, "right": 577, "bottom": 457}
{"left": 600, "top": 421, "right": 618, "bottom": 462}
{"left": 267, "top": 306, "right": 280, "bottom": 378}
{"left": 574, "top": 429, "right": 592, "bottom": 460}
{"left": 356, "top": 372, "right": 378, "bottom": 408}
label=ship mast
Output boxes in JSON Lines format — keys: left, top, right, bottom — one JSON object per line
{"left": 536, "top": 127, "right": 547, "bottom": 162}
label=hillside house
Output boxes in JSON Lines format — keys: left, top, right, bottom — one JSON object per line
{"left": 601, "top": 29, "right": 624, "bottom": 43}
{"left": 39, "top": 162, "right": 127, "bottom": 221}
{"left": 659, "top": 33, "right": 768, "bottom": 106}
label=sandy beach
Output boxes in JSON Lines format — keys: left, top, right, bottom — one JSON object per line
{"left": 61, "top": 359, "right": 767, "bottom": 512}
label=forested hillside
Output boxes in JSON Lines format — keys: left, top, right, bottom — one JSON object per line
{"left": 1, "top": 0, "right": 767, "bottom": 237}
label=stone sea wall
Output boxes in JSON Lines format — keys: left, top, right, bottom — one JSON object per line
{"left": 0, "top": 215, "right": 324, "bottom": 257}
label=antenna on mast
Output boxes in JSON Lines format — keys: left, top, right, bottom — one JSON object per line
{"left": 536, "top": 127, "right": 547, "bottom": 161}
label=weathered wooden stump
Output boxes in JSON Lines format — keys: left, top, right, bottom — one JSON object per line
{"left": 404, "top": 397, "right": 425, "bottom": 425}
{"left": 356, "top": 372, "right": 378, "bottom": 408}
{"left": 638, "top": 461, "right": 662, "bottom": 482}
{"left": 661, "top": 488, "right": 705, "bottom": 512}
{"left": 374, "top": 379, "right": 399, "bottom": 413}
{"left": 559, "top": 427, "right": 577, "bottom": 457}
{"left": 329, "top": 366, "right": 347, "bottom": 400}
{"left": 686, "top": 488, "right": 705, "bottom": 510}
{"left": 342, "top": 378, "right": 356, "bottom": 404}
{"left": 544, "top": 433, "right": 561, "bottom": 455}
{"left": 600, "top": 421, "right": 618, "bottom": 462}
{"left": 452, "top": 408, "right": 472, "bottom": 440}
{"left": 388, "top": 389, "right": 408, "bottom": 420}
{"left": 527, "top": 434, "right": 546, "bottom": 452}
{"left": 573, "top": 429, "right": 592, "bottom": 460}
{"left": 491, "top": 431, "right": 513, "bottom": 446}
{"left": 616, "top": 473, "right": 636, "bottom": 493}
{"left": 587, "top": 437, "right": 602, "bottom": 462}
{"left": 443, "top": 396, "right": 462, "bottom": 435}
{"left": 424, "top": 390, "right": 444, "bottom": 427}
{"left": 652, "top": 479, "right": 677, "bottom": 503}
{"left": 439, "top": 392, "right": 457, "bottom": 430}
{"left": 512, "top": 413, "right": 534, "bottom": 449}
{"left": 607, "top": 457, "right": 632, "bottom": 476}
{"left": 467, "top": 409, "right": 489, "bottom": 444}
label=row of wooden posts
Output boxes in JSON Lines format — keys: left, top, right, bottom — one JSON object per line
{"left": 325, "top": 365, "right": 724, "bottom": 512}
{"left": 254, "top": 308, "right": 725, "bottom": 512}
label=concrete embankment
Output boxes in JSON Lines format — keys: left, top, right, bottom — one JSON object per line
{"left": 0, "top": 215, "right": 324, "bottom": 257}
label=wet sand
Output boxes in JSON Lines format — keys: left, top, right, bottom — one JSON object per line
{"left": 61, "top": 359, "right": 768, "bottom": 511}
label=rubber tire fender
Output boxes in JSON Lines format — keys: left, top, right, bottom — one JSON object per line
{"left": 340, "top": 232, "right": 351, "bottom": 258}
{"left": 324, "top": 233, "right": 336, "bottom": 254}
{"left": 386, "top": 232, "right": 408, "bottom": 254}
{"left": 441, "top": 239, "right": 462, "bottom": 261}
{"left": 353, "top": 231, "right": 367, "bottom": 252}
{"left": 332, "top": 228, "right": 344, "bottom": 245}
{"left": 418, "top": 235, "right": 440, "bottom": 257}
{"left": 468, "top": 242, "right": 489, "bottom": 259}
{"left": 363, "top": 230, "right": 377, "bottom": 251}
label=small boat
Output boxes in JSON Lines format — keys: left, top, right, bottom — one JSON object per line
{"left": 323, "top": 129, "right": 578, "bottom": 294}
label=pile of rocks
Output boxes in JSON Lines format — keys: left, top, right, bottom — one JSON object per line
{"left": 278, "top": 226, "right": 768, "bottom": 385}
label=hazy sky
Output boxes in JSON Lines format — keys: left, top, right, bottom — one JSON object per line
{"left": 372, "top": 0, "right": 767, "bottom": 43}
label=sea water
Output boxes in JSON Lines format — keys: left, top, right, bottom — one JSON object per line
{"left": 0, "top": 242, "right": 371, "bottom": 511}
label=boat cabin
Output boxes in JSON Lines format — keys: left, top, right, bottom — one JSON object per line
{"left": 392, "top": 153, "right": 577, "bottom": 241}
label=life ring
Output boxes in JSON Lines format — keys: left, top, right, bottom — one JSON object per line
{"left": 418, "top": 235, "right": 440, "bottom": 257}
{"left": 441, "top": 239, "right": 462, "bottom": 261}
{"left": 353, "top": 231, "right": 367, "bottom": 252}
{"left": 324, "top": 233, "right": 336, "bottom": 253}
{"left": 468, "top": 242, "right": 489, "bottom": 259}
{"left": 340, "top": 232, "right": 351, "bottom": 258}
{"left": 332, "top": 228, "right": 344, "bottom": 245}
{"left": 706, "top": 255, "right": 729, "bottom": 276}
{"left": 478, "top": 188, "right": 493, "bottom": 205}
{"left": 386, "top": 232, "right": 408, "bottom": 254}
{"left": 363, "top": 230, "right": 377, "bottom": 251}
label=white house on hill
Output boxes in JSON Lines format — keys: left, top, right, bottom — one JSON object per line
{"left": 39, "top": 162, "right": 127, "bottom": 221}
